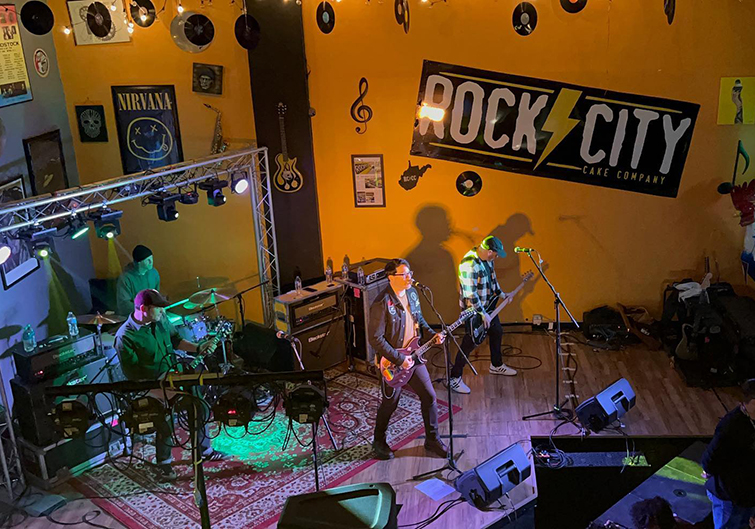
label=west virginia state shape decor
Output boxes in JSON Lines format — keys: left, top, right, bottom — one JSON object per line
{"left": 399, "top": 161, "right": 431, "bottom": 191}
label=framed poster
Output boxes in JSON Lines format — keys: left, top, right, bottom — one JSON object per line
{"left": 718, "top": 77, "right": 755, "bottom": 125}
{"left": 66, "top": 0, "right": 131, "bottom": 46}
{"left": 75, "top": 104, "right": 108, "bottom": 142}
{"left": 0, "top": 5, "right": 32, "bottom": 108}
{"left": 23, "top": 129, "right": 70, "bottom": 195}
{"left": 192, "top": 63, "right": 223, "bottom": 95}
{"left": 0, "top": 177, "right": 39, "bottom": 289}
{"left": 351, "top": 154, "right": 385, "bottom": 208}
{"left": 111, "top": 85, "right": 184, "bottom": 174}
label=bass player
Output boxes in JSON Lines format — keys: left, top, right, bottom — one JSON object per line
{"left": 370, "top": 258, "right": 448, "bottom": 461}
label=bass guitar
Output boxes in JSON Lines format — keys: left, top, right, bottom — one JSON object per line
{"left": 187, "top": 320, "right": 234, "bottom": 369}
{"left": 273, "top": 102, "right": 303, "bottom": 193}
{"left": 380, "top": 308, "right": 476, "bottom": 389}
{"left": 466, "top": 271, "right": 534, "bottom": 346}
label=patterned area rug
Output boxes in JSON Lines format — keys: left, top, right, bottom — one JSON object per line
{"left": 71, "top": 370, "right": 458, "bottom": 528}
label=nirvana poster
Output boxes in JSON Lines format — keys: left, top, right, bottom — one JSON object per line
{"left": 411, "top": 60, "right": 700, "bottom": 198}
{"left": 111, "top": 85, "right": 183, "bottom": 174}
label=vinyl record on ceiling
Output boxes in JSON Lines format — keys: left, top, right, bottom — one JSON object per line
{"left": 184, "top": 13, "right": 214, "bottom": 47}
{"left": 456, "top": 171, "right": 482, "bottom": 197}
{"left": 560, "top": 0, "right": 586, "bottom": 14}
{"left": 512, "top": 2, "right": 537, "bottom": 36}
{"left": 86, "top": 2, "right": 112, "bottom": 39}
{"left": 20, "top": 1, "right": 55, "bottom": 36}
{"left": 234, "top": 14, "right": 261, "bottom": 50}
{"left": 130, "top": 0, "right": 156, "bottom": 28}
{"left": 316, "top": 2, "right": 335, "bottom": 34}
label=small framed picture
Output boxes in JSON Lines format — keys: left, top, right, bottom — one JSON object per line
{"left": 0, "top": 177, "right": 39, "bottom": 289}
{"left": 23, "top": 129, "right": 70, "bottom": 196}
{"left": 75, "top": 104, "right": 108, "bottom": 142}
{"left": 351, "top": 154, "right": 386, "bottom": 208}
{"left": 192, "top": 63, "right": 223, "bottom": 95}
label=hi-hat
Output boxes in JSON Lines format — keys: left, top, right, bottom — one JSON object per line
{"left": 185, "top": 287, "right": 236, "bottom": 309}
{"left": 77, "top": 313, "right": 125, "bottom": 326}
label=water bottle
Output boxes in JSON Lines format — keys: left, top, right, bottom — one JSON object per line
{"left": 341, "top": 262, "right": 349, "bottom": 282}
{"left": 357, "top": 266, "right": 365, "bottom": 286}
{"left": 67, "top": 311, "right": 79, "bottom": 338}
{"left": 294, "top": 276, "right": 303, "bottom": 295}
{"left": 325, "top": 264, "right": 333, "bottom": 285}
{"left": 22, "top": 325, "right": 36, "bottom": 352}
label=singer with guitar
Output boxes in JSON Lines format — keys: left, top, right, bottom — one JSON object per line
{"left": 450, "top": 236, "right": 523, "bottom": 395}
{"left": 114, "top": 289, "right": 227, "bottom": 482}
{"left": 370, "top": 259, "right": 449, "bottom": 461}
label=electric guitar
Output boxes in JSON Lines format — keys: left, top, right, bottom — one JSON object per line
{"left": 273, "top": 103, "right": 303, "bottom": 193}
{"left": 187, "top": 320, "right": 234, "bottom": 369}
{"left": 380, "top": 308, "right": 476, "bottom": 389}
{"left": 466, "top": 271, "right": 534, "bottom": 346}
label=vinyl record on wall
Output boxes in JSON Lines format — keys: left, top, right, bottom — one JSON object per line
{"left": 394, "top": 0, "right": 409, "bottom": 34}
{"left": 130, "top": 0, "right": 156, "bottom": 28}
{"left": 234, "top": 14, "right": 261, "bottom": 50}
{"left": 664, "top": 0, "right": 675, "bottom": 24}
{"left": 560, "top": 0, "right": 586, "bottom": 14}
{"left": 170, "top": 12, "right": 213, "bottom": 53}
{"left": 316, "top": 2, "right": 335, "bottom": 34}
{"left": 512, "top": 2, "right": 537, "bottom": 36}
{"left": 456, "top": 171, "right": 482, "bottom": 197}
{"left": 20, "top": 1, "right": 55, "bottom": 35}
{"left": 86, "top": 2, "right": 113, "bottom": 38}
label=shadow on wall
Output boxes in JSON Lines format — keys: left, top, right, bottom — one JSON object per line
{"left": 489, "top": 213, "right": 541, "bottom": 322}
{"left": 403, "top": 204, "right": 476, "bottom": 325}
{"left": 41, "top": 255, "right": 88, "bottom": 337}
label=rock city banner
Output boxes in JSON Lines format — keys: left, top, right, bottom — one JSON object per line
{"left": 411, "top": 60, "right": 700, "bottom": 198}
{"left": 112, "top": 85, "right": 184, "bottom": 174}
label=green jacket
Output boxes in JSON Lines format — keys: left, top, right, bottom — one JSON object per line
{"left": 116, "top": 263, "right": 161, "bottom": 316}
{"left": 114, "top": 314, "right": 181, "bottom": 380}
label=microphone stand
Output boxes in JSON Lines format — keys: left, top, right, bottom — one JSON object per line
{"left": 412, "top": 285, "right": 467, "bottom": 482}
{"left": 521, "top": 250, "right": 580, "bottom": 422}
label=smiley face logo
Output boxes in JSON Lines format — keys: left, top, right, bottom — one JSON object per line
{"left": 127, "top": 117, "right": 174, "bottom": 161}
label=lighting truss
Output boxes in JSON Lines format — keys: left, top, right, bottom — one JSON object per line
{"left": 0, "top": 147, "right": 281, "bottom": 326}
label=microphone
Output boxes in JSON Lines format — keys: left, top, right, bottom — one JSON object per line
{"left": 276, "top": 330, "right": 296, "bottom": 342}
{"left": 411, "top": 279, "right": 430, "bottom": 291}
{"left": 514, "top": 247, "right": 535, "bottom": 253}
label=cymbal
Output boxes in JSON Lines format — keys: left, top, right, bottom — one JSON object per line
{"left": 77, "top": 313, "right": 125, "bottom": 326}
{"left": 185, "top": 287, "right": 236, "bottom": 309}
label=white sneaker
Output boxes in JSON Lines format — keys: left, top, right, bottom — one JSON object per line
{"left": 489, "top": 364, "right": 517, "bottom": 376}
{"left": 446, "top": 376, "right": 471, "bottom": 394}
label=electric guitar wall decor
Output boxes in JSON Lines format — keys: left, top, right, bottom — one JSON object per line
{"left": 273, "top": 103, "right": 303, "bottom": 193}
{"left": 380, "top": 308, "right": 476, "bottom": 389}
{"left": 466, "top": 271, "right": 534, "bottom": 345}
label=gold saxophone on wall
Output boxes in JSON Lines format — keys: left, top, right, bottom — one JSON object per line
{"left": 204, "top": 104, "right": 229, "bottom": 155}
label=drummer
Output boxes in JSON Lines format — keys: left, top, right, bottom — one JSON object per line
{"left": 116, "top": 245, "right": 161, "bottom": 316}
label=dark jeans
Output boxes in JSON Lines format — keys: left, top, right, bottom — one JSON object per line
{"left": 707, "top": 491, "right": 755, "bottom": 529}
{"left": 374, "top": 363, "right": 439, "bottom": 443}
{"left": 451, "top": 315, "right": 503, "bottom": 378}
{"left": 154, "top": 391, "right": 212, "bottom": 464}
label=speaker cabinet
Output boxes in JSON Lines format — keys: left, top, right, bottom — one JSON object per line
{"left": 343, "top": 277, "right": 389, "bottom": 365}
{"left": 292, "top": 317, "right": 346, "bottom": 371}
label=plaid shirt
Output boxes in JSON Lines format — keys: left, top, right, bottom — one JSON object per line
{"left": 458, "top": 248, "right": 502, "bottom": 312}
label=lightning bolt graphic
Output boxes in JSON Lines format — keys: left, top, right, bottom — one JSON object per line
{"left": 535, "top": 88, "right": 583, "bottom": 170}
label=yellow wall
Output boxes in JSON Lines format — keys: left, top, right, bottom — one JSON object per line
{"left": 49, "top": 1, "right": 263, "bottom": 321}
{"left": 303, "top": 0, "right": 755, "bottom": 323}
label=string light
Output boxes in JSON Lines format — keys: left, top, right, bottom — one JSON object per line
{"left": 177, "top": 0, "right": 184, "bottom": 13}
{"left": 127, "top": 25, "right": 134, "bottom": 33}
{"left": 110, "top": 0, "right": 117, "bottom": 10}
{"left": 140, "top": 12, "right": 147, "bottom": 21}
{"left": 63, "top": 26, "right": 71, "bottom": 35}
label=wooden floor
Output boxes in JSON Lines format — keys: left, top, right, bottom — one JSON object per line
{"left": 13, "top": 330, "right": 743, "bottom": 528}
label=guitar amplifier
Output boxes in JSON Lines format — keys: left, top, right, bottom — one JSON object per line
{"left": 291, "top": 317, "right": 347, "bottom": 371}
{"left": 344, "top": 258, "right": 392, "bottom": 285}
{"left": 274, "top": 280, "right": 344, "bottom": 335}
{"left": 12, "top": 331, "right": 97, "bottom": 383}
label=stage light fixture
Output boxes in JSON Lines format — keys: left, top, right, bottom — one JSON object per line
{"left": 69, "top": 217, "right": 90, "bottom": 240}
{"left": 18, "top": 226, "right": 56, "bottom": 259}
{"left": 147, "top": 193, "right": 181, "bottom": 222}
{"left": 122, "top": 396, "right": 166, "bottom": 435}
{"left": 454, "top": 442, "right": 531, "bottom": 510}
{"left": 34, "top": 242, "right": 51, "bottom": 259}
{"left": 179, "top": 190, "right": 200, "bottom": 205}
{"left": 92, "top": 210, "right": 123, "bottom": 239}
{"left": 198, "top": 179, "right": 228, "bottom": 207}
{"left": 284, "top": 384, "right": 328, "bottom": 424}
{"left": 0, "top": 241, "right": 11, "bottom": 266}
{"left": 213, "top": 388, "right": 257, "bottom": 427}
{"left": 231, "top": 172, "right": 249, "bottom": 194}
{"left": 576, "top": 378, "right": 636, "bottom": 433}
{"left": 51, "top": 399, "right": 91, "bottom": 439}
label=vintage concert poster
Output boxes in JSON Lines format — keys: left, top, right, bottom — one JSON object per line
{"left": 0, "top": 5, "right": 32, "bottom": 108}
{"left": 351, "top": 154, "right": 386, "bottom": 208}
{"left": 411, "top": 60, "right": 700, "bottom": 198}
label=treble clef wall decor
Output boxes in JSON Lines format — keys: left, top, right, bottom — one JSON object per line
{"left": 350, "top": 77, "right": 373, "bottom": 134}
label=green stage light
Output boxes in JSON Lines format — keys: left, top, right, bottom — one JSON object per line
{"left": 72, "top": 225, "right": 90, "bottom": 239}
{"left": 35, "top": 243, "right": 50, "bottom": 259}
{"left": 93, "top": 210, "right": 123, "bottom": 239}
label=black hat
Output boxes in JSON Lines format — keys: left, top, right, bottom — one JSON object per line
{"left": 133, "top": 289, "right": 170, "bottom": 308}
{"left": 481, "top": 236, "right": 506, "bottom": 257}
{"left": 132, "top": 244, "right": 153, "bottom": 263}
